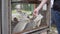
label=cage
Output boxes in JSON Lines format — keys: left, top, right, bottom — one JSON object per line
{"left": 1, "top": 0, "right": 51, "bottom": 34}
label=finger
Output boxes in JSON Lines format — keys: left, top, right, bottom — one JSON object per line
{"left": 33, "top": 12, "right": 36, "bottom": 16}
{"left": 33, "top": 13, "right": 37, "bottom": 16}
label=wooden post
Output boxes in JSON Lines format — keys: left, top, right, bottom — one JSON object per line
{"left": 46, "top": 0, "right": 51, "bottom": 27}
{"left": 8, "top": 0, "right": 11, "bottom": 34}
{"left": 46, "top": 0, "right": 51, "bottom": 33}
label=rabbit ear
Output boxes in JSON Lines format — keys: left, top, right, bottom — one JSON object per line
{"left": 34, "top": 14, "right": 43, "bottom": 23}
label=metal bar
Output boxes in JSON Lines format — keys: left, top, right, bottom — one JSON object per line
{"left": 27, "top": 27, "right": 49, "bottom": 34}
{"left": 16, "top": 26, "right": 49, "bottom": 34}
{"left": 0, "top": 0, "right": 2, "bottom": 34}
{"left": 2, "top": 0, "right": 9, "bottom": 34}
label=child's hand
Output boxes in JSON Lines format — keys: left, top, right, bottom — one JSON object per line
{"left": 33, "top": 9, "right": 39, "bottom": 16}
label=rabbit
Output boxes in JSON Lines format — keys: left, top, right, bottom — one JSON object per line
{"left": 12, "top": 10, "right": 43, "bottom": 33}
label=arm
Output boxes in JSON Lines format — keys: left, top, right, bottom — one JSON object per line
{"left": 33, "top": 0, "right": 48, "bottom": 16}
{"left": 36, "top": 0, "right": 48, "bottom": 10}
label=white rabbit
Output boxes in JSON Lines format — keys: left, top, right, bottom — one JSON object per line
{"left": 13, "top": 11, "right": 43, "bottom": 33}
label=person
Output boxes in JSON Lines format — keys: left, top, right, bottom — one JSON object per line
{"left": 51, "top": 0, "right": 60, "bottom": 34}
{"left": 33, "top": 0, "right": 60, "bottom": 34}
